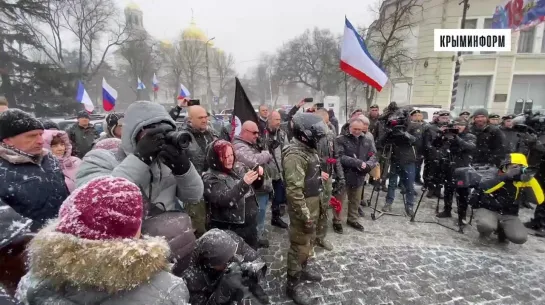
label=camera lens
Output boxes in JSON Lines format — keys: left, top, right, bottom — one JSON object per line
{"left": 166, "top": 131, "right": 192, "bottom": 149}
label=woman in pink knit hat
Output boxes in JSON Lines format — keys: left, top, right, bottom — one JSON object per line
{"left": 16, "top": 176, "right": 190, "bottom": 305}
{"left": 41, "top": 130, "right": 82, "bottom": 192}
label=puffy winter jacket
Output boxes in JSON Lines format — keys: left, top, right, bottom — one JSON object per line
{"left": 42, "top": 130, "right": 82, "bottom": 193}
{"left": 469, "top": 124, "right": 506, "bottom": 167}
{"left": 232, "top": 137, "right": 273, "bottom": 194}
{"left": 337, "top": 132, "right": 378, "bottom": 188}
{"left": 0, "top": 144, "right": 69, "bottom": 228}
{"left": 16, "top": 222, "right": 190, "bottom": 305}
{"left": 76, "top": 101, "right": 204, "bottom": 212}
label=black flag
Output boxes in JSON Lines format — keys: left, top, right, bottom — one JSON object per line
{"left": 231, "top": 77, "right": 258, "bottom": 140}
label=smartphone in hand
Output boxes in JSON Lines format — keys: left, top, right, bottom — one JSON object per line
{"left": 304, "top": 97, "right": 313, "bottom": 103}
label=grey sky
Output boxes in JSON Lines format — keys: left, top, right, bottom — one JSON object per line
{"left": 117, "top": 0, "right": 375, "bottom": 74}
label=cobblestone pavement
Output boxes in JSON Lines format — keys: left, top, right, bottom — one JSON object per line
{"left": 258, "top": 184, "right": 545, "bottom": 305}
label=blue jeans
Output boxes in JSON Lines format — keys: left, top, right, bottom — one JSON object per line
{"left": 272, "top": 180, "right": 286, "bottom": 217}
{"left": 256, "top": 193, "right": 270, "bottom": 237}
{"left": 386, "top": 162, "right": 416, "bottom": 208}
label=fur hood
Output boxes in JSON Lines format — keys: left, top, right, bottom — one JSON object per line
{"left": 27, "top": 222, "right": 172, "bottom": 293}
{"left": 42, "top": 129, "right": 72, "bottom": 158}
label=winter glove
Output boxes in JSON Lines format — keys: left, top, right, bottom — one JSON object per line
{"left": 302, "top": 220, "right": 315, "bottom": 234}
{"left": 504, "top": 165, "right": 523, "bottom": 181}
{"left": 329, "top": 197, "right": 342, "bottom": 213}
{"left": 134, "top": 126, "right": 166, "bottom": 165}
{"left": 158, "top": 144, "right": 192, "bottom": 175}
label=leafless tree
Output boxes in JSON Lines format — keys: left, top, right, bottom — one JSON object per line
{"left": 211, "top": 50, "right": 235, "bottom": 101}
{"left": 275, "top": 28, "right": 342, "bottom": 100}
{"left": 21, "top": 0, "right": 130, "bottom": 80}
{"left": 362, "top": 0, "right": 422, "bottom": 109}
{"left": 119, "top": 34, "right": 160, "bottom": 88}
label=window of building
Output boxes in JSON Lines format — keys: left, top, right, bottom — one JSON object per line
{"left": 461, "top": 19, "right": 478, "bottom": 55}
{"left": 518, "top": 27, "right": 535, "bottom": 53}
{"left": 482, "top": 18, "right": 496, "bottom": 54}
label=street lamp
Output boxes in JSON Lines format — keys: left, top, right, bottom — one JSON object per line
{"left": 205, "top": 37, "right": 215, "bottom": 112}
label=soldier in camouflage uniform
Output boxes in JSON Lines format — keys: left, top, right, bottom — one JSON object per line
{"left": 282, "top": 112, "right": 328, "bottom": 305}
{"left": 314, "top": 109, "right": 344, "bottom": 251}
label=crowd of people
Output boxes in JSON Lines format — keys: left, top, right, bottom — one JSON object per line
{"left": 0, "top": 94, "right": 544, "bottom": 305}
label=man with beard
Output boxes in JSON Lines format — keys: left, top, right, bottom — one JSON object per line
{"left": 469, "top": 108, "right": 506, "bottom": 167}
{"left": 181, "top": 105, "right": 218, "bottom": 237}
{"left": 282, "top": 113, "right": 327, "bottom": 304}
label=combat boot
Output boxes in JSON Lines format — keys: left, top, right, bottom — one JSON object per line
{"left": 301, "top": 262, "right": 322, "bottom": 282}
{"left": 315, "top": 238, "right": 333, "bottom": 251}
{"left": 286, "top": 275, "right": 312, "bottom": 305}
{"left": 436, "top": 203, "right": 452, "bottom": 218}
{"left": 271, "top": 215, "right": 288, "bottom": 229}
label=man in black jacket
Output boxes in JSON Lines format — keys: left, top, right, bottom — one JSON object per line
{"left": 409, "top": 109, "right": 425, "bottom": 185}
{"left": 469, "top": 108, "right": 506, "bottom": 167}
{"left": 0, "top": 110, "right": 69, "bottom": 229}
{"left": 423, "top": 111, "right": 450, "bottom": 199}
{"left": 435, "top": 118, "right": 476, "bottom": 223}
{"left": 378, "top": 117, "right": 418, "bottom": 216}
{"left": 336, "top": 116, "right": 377, "bottom": 232}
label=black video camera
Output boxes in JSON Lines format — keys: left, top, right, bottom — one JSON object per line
{"left": 453, "top": 165, "right": 497, "bottom": 189}
{"left": 155, "top": 123, "right": 192, "bottom": 150}
{"left": 512, "top": 111, "right": 545, "bottom": 134}
{"left": 226, "top": 259, "right": 267, "bottom": 283}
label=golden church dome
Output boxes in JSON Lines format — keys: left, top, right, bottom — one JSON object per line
{"left": 159, "top": 40, "right": 173, "bottom": 48}
{"left": 126, "top": 1, "right": 141, "bottom": 11}
{"left": 181, "top": 19, "right": 208, "bottom": 42}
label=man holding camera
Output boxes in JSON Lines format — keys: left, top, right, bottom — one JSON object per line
{"left": 423, "top": 111, "right": 450, "bottom": 199}
{"left": 76, "top": 100, "right": 204, "bottom": 214}
{"left": 282, "top": 113, "right": 327, "bottom": 305}
{"left": 182, "top": 229, "right": 269, "bottom": 304}
{"left": 434, "top": 118, "right": 476, "bottom": 223}
{"left": 378, "top": 110, "right": 417, "bottom": 217}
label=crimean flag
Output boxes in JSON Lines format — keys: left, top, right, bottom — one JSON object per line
{"left": 340, "top": 17, "right": 388, "bottom": 92}
{"left": 177, "top": 84, "right": 191, "bottom": 100}
{"left": 152, "top": 73, "right": 159, "bottom": 92}
{"left": 76, "top": 81, "right": 94, "bottom": 113}
{"left": 231, "top": 77, "right": 258, "bottom": 140}
{"left": 102, "top": 78, "right": 118, "bottom": 111}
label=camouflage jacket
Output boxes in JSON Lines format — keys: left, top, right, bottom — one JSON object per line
{"left": 282, "top": 140, "right": 322, "bottom": 222}
{"left": 316, "top": 123, "right": 344, "bottom": 181}
{"left": 262, "top": 127, "right": 289, "bottom": 180}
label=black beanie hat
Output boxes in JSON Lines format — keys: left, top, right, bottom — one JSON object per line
{"left": 0, "top": 109, "right": 44, "bottom": 141}
{"left": 472, "top": 108, "right": 488, "bottom": 118}
{"left": 105, "top": 113, "right": 124, "bottom": 136}
{"left": 77, "top": 110, "right": 90, "bottom": 119}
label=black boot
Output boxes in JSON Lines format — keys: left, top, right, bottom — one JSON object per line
{"left": 286, "top": 275, "right": 312, "bottom": 305}
{"left": 249, "top": 282, "right": 270, "bottom": 304}
{"left": 436, "top": 202, "right": 452, "bottom": 218}
{"left": 301, "top": 263, "right": 322, "bottom": 282}
{"left": 333, "top": 223, "right": 343, "bottom": 234}
{"left": 271, "top": 215, "right": 288, "bottom": 229}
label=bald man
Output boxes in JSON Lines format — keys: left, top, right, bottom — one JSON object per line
{"left": 180, "top": 105, "right": 218, "bottom": 237}
{"left": 233, "top": 120, "right": 274, "bottom": 248}
{"left": 265, "top": 111, "right": 289, "bottom": 229}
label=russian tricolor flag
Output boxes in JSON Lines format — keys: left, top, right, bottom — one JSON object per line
{"left": 76, "top": 81, "right": 94, "bottom": 113}
{"left": 152, "top": 73, "right": 159, "bottom": 92}
{"left": 340, "top": 17, "right": 388, "bottom": 92}
{"left": 102, "top": 78, "right": 118, "bottom": 111}
{"left": 177, "top": 84, "right": 190, "bottom": 100}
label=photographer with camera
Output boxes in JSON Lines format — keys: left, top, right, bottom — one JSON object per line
{"left": 462, "top": 153, "right": 544, "bottom": 244}
{"left": 408, "top": 109, "right": 426, "bottom": 186}
{"left": 468, "top": 108, "right": 506, "bottom": 167}
{"left": 423, "top": 111, "right": 450, "bottom": 199}
{"left": 500, "top": 114, "right": 518, "bottom": 153}
{"left": 434, "top": 118, "right": 476, "bottom": 223}
{"left": 182, "top": 229, "right": 269, "bottom": 305}
{"left": 377, "top": 105, "right": 417, "bottom": 217}
{"left": 76, "top": 100, "right": 204, "bottom": 214}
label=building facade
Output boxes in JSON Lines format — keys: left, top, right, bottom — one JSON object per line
{"left": 374, "top": 0, "right": 545, "bottom": 115}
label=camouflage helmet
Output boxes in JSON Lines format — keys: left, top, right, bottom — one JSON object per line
{"left": 291, "top": 112, "right": 328, "bottom": 149}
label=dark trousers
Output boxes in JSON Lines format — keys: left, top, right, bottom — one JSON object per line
{"left": 443, "top": 184, "right": 470, "bottom": 219}
{"left": 272, "top": 179, "right": 286, "bottom": 217}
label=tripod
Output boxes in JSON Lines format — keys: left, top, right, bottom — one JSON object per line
{"left": 410, "top": 152, "right": 473, "bottom": 233}
{"left": 368, "top": 144, "right": 408, "bottom": 220}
